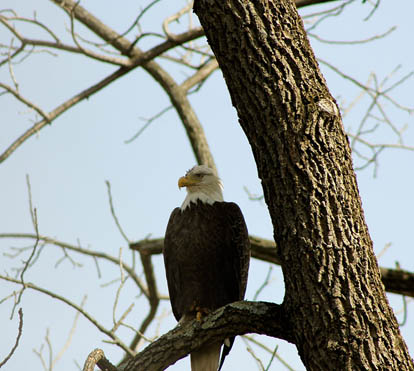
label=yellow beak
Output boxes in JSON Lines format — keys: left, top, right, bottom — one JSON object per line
{"left": 178, "top": 175, "right": 199, "bottom": 188}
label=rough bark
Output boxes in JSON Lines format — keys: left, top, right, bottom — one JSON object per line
{"left": 194, "top": 0, "right": 413, "bottom": 370}
{"left": 120, "top": 301, "right": 291, "bottom": 371}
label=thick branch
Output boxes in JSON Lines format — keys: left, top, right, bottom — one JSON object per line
{"left": 52, "top": 0, "right": 216, "bottom": 169}
{"left": 294, "top": 0, "right": 337, "bottom": 7}
{"left": 194, "top": 0, "right": 412, "bottom": 368}
{"left": 1, "top": 0, "right": 214, "bottom": 171}
{"left": 2, "top": 233, "right": 413, "bottom": 298}
{"left": 380, "top": 267, "right": 414, "bottom": 298}
{"left": 130, "top": 236, "right": 414, "bottom": 298}
{"left": 121, "top": 301, "right": 291, "bottom": 371}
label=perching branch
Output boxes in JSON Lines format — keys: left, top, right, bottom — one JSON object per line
{"left": 121, "top": 301, "right": 292, "bottom": 371}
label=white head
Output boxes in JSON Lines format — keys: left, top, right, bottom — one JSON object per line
{"left": 178, "top": 165, "right": 224, "bottom": 210}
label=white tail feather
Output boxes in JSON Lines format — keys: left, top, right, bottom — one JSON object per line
{"left": 191, "top": 342, "right": 221, "bottom": 371}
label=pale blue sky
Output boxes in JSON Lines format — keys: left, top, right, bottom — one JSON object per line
{"left": 1, "top": 1, "right": 413, "bottom": 370}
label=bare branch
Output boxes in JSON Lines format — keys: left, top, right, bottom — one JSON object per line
{"left": 83, "top": 349, "right": 118, "bottom": 371}
{"left": 308, "top": 26, "right": 395, "bottom": 45}
{"left": 0, "top": 308, "right": 23, "bottom": 368}
{"left": 0, "top": 14, "right": 126, "bottom": 65}
{"left": 244, "top": 336, "right": 295, "bottom": 371}
{"left": 347, "top": 134, "right": 414, "bottom": 152}
{"left": 162, "top": 2, "right": 193, "bottom": 41}
{"left": 144, "top": 60, "right": 217, "bottom": 170}
{"left": 124, "top": 105, "right": 173, "bottom": 144}
{"left": 125, "top": 0, "right": 163, "bottom": 48}
{"left": 0, "top": 233, "right": 149, "bottom": 298}
{"left": 243, "top": 336, "right": 265, "bottom": 371}
{"left": 253, "top": 265, "right": 273, "bottom": 301}
{"left": 105, "top": 181, "right": 130, "bottom": 244}
{"left": 51, "top": 0, "right": 217, "bottom": 170}
{"left": 125, "top": 249, "right": 160, "bottom": 356}
{"left": 1, "top": 2, "right": 214, "bottom": 170}
{"left": 0, "top": 66, "right": 129, "bottom": 164}
{"left": 11, "top": 176, "right": 40, "bottom": 318}
{"left": 303, "top": 1, "right": 353, "bottom": 32}
{"left": 130, "top": 236, "right": 414, "bottom": 298}
{"left": 380, "top": 266, "right": 414, "bottom": 298}
{"left": 112, "top": 303, "right": 135, "bottom": 333}
{"left": 295, "top": 0, "right": 339, "bottom": 7}
{"left": 0, "top": 82, "right": 51, "bottom": 122}
{"left": 180, "top": 59, "right": 219, "bottom": 92}
{"left": 122, "top": 301, "right": 292, "bottom": 371}
{"left": 0, "top": 275, "right": 134, "bottom": 356}
{"left": 136, "top": 27, "right": 205, "bottom": 64}
{"left": 52, "top": 296, "right": 86, "bottom": 368}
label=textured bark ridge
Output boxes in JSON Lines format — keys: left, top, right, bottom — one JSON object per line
{"left": 194, "top": 0, "right": 413, "bottom": 370}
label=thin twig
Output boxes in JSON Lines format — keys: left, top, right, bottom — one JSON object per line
{"left": 265, "top": 344, "right": 279, "bottom": 371}
{"left": 12, "top": 176, "right": 40, "bottom": 318}
{"left": 105, "top": 181, "right": 130, "bottom": 244}
{"left": 0, "top": 82, "right": 51, "bottom": 122}
{"left": 162, "top": 2, "right": 194, "bottom": 41}
{"left": 124, "top": 105, "right": 173, "bottom": 144}
{"left": 0, "top": 308, "right": 23, "bottom": 368}
{"left": 0, "top": 233, "right": 149, "bottom": 298}
{"left": 52, "top": 296, "right": 87, "bottom": 368}
{"left": 244, "top": 336, "right": 295, "bottom": 371}
{"left": 253, "top": 265, "right": 273, "bottom": 301}
{"left": 308, "top": 26, "right": 395, "bottom": 45}
{"left": 0, "top": 275, "right": 134, "bottom": 356}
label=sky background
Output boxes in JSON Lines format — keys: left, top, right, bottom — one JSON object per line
{"left": 1, "top": 1, "right": 413, "bottom": 370}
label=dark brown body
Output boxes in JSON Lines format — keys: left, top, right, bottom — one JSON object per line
{"left": 163, "top": 200, "right": 250, "bottom": 369}
{"left": 164, "top": 200, "right": 250, "bottom": 321}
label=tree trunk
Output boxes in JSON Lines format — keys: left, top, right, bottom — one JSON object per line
{"left": 194, "top": 0, "right": 413, "bottom": 369}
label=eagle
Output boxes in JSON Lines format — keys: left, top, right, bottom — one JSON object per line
{"left": 164, "top": 165, "right": 250, "bottom": 371}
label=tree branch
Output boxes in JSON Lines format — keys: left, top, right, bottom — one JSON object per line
{"left": 121, "top": 301, "right": 291, "bottom": 371}
{"left": 0, "top": 66, "right": 129, "bottom": 164}
{"left": 0, "top": 82, "right": 51, "bottom": 122}
{"left": 126, "top": 251, "right": 160, "bottom": 354}
{"left": 294, "top": 0, "right": 338, "bottom": 7}
{"left": 0, "top": 308, "right": 23, "bottom": 368}
{"left": 130, "top": 236, "right": 414, "bottom": 298}
{"left": 51, "top": 0, "right": 217, "bottom": 171}
{"left": 0, "top": 275, "right": 134, "bottom": 356}
{"left": 83, "top": 349, "right": 118, "bottom": 371}
{"left": 380, "top": 267, "right": 414, "bottom": 298}
{"left": 0, "top": 0, "right": 217, "bottom": 170}
{"left": 3, "top": 233, "right": 413, "bottom": 298}
{"left": 0, "top": 233, "right": 149, "bottom": 299}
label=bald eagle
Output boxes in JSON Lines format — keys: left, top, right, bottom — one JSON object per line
{"left": 164, "top": 165, "right": 250, "bottom": 371}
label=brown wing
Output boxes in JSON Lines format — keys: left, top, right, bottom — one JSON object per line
{"left": 215, "top": 202, "right": 250, "bottom": 370}
{"left": 163, "top": 201, "right": 250, "bottom": 322}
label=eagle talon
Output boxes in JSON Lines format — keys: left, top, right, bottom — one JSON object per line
{"left": 196, "top": 311, "right": 203, "bottom": 322}
{"left": 195, "top": 307, "right": 209, "bottom": 322}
